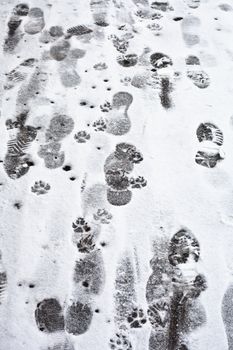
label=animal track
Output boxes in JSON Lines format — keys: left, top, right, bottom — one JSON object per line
{"left": 109, "top": 332, "right": 133, "bottom": 350}
{"left": 74, "top": 131, "right": 91, "bottom": 143}
{"left": 72, "top": 217, "right": 91, "bottom": 234}
{"left": 92, "top": 118, "right": 107, "bottom": 131}
{"left": 93, "top": 209, "right": 113, "bottom": 224}
{"left": 127, "top": 307, "right": 147, "bottom": 328}
{"left": 31, "top": 180, "right": 50, "bottom": 195}
{"left": 130, "top": 176, "right": 147, "bottom": 189}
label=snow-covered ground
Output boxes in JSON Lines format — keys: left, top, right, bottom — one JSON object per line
{"left": 0, "top": 0, "right": 233, "bottom": 349}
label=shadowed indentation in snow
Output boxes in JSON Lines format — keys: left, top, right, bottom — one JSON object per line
{"left": 24, "top": 7, "right": 45, "bottom": 34}
{"left": 35, "top": 298, "right": 65, "bottom": 333}
{"left": 73, "top": 250, "right": 105, "bottom": 295}
{"left": 114, "top": 254, "right": 136, "bottom": 325}
{"left": 181, "top": 16, "right": 200, "bottom": 47}
{"left": 65, "top": 302, "right": 93, "bottom": 335}
{"left": 222, "top": 283, "right": 233, "bottom": 349}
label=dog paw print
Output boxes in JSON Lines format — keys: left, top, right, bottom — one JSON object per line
{"left": 100, "top": 101, "right": 112, "bottom": 113}
{"left": 109, "top": 333, "right": 132, "bottom": 350}
{"left": 93, "top": 62, "right": 108, "bottom": 70}
{"left": 135, "top": 9, "right": 151, "bottom": 19}
{"left": 147, "top": 300, "right": 170, "bottom": 329}
{"left": 151, "top": 12, "right": 163, "bottom": 20}
{"left": 93, "top": 209, "right": 113, "bottom": 224}
{"left": 74, "top": 131, "right": 90, "bottom": 143}
{"left": 92, "top": 118, "right": 107, "bottom": 131}
{"left": 72, "top": 217, "right": 91, "bottom": 233}
{"left": 77, "top": 234, "right": 95, "bottom": 253}
{"left": 31, "top": 181, "right": 51, "bottom": 195}
{"left": 127, "top": 307, "right": 147, "bottom": 328}
{"left": 128, "top": 150, "right": 143, "bottom": 164}
{"left": 130, "top": 176, "right": 147, "bottom": 189}
{"left": 147, "top": 23, "right": 163, "bottom": 35}
{"left": 110, "top": 35, "right": 129, "bottom": 54}
{"left": 120, "top": 76, "right": 131, "bottom": 86}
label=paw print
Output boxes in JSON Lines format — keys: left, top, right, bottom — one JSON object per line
{"left": 77, "top": 234, "right": 95, "bottom": 253}
{"left": 111, "top": 35, "right": 129, "bottom": 54}
{"left": 31, "top": 181, "right": 51, "bottom": 195}
{"left": 100, "top": 101, "right": 112, "bottom": 113}
{"left": 128, "top": 150, "right": 143, "bottom": 164}
{"left": 109, "top": 333, "right": 132, "bottom": 350}
{"left": 147, "top": 300, "right": 170, "bottom": 329}
{"left": 147, "top": 23, "right": 163, "bottom": 35}
{"left": 92, "top": 118, "right": 107, "bottom": 131}
{"left": 72, "top": 217, "right": 91, "bottom": 233}
{"left": 127, "top": 307, "right": 147, "bottom": 328}
{"left": 130, "top": 176, "right": 147, "bottom": 189}
{"left": 135, "top": 9, "right": 151, "bottom": 19}
{"left": 74, "top": 131, "right": 90, "bottom": 143}
{"left": 93, "top": 209, "right": 113, "bottom": 224}
{"left": 151, "top": 12, "right": 163, "bottom": 20}
{"left": 120, "top": 76, "right": 131, "bottom": 86}
{"left": 93, "top": 62, "right": 108, "bottom": 70}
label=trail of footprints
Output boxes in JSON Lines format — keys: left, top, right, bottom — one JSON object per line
{"left": 146, "top": 229, "right": 207, "bottom": 350}
{"left": 195, "top": 122, "right": 224, "bottom": 168}
{"left": 1, "top": 1, "right": 232, "bottom": 349}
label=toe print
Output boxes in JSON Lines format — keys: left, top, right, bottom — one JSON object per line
{"left": 31, "top": 180, "right": 50, "bottom": 195}
{"left": 93, "top": 209, "right": 113, "bottom": 224}
{"left": 0, "top": 1, "right": 228, "bottom": 349}
{"left": 127, "top": 307, "right": 147, "bottom": 328}
{"left": 74, "top": 131, "right": 91, "bottom": 143}
{"left": 72, "top": 217, "right": 91, "bottom": 234}
{"left": 109, "top": 333, "right": 132, "bottom": 350}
